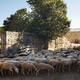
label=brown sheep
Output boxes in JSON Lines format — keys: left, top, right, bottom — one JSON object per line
{"left": 36, "top": 63, "right": 54, "bottom": 76}
{"left": 0, "top": 62, "right": 19, "bottom": 76}
{"left": 21, "top": 61, "right": 36, "bottom": 75}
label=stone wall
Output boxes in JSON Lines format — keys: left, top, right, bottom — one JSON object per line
{"left": 48, "top": 37, "right": 71, "bottom": 50}
{"left": 48, "top": 32, "right": 80, "bottom": 50}
{"left": 1, "top": 31, "right": 80, "bottom": 54}
{"left": 6, "top": 31, "right": 42, "bottom": 53}
{"left": 66, "top": 32, "right": 80, "bottom": 43}
{"left": 6, "top": 31, "right": 19, "bottom": 48}
{"left": 6, "top": 31, "right": 72, "bottom": 51}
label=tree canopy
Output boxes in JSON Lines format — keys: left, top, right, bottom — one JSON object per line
{"left": 26, "top": 0, "right": 70, "bottom": 40}
{"left": 3, "top": 8, "right": 30, "bottom": 32}
{"left": 3, "top": 0, "right": 70, "bottom": 41}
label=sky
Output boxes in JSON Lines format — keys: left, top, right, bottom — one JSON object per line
{"left": 0, "top": 0, "right": 80, "bottom": 28}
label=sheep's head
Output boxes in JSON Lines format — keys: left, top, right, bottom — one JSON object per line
{"left": 15, "top": 68, "right": 19, "bottom": 74}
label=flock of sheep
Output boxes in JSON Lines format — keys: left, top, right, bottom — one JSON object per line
{"left": 0, "top": 48, "right": 80, "bottom": 76}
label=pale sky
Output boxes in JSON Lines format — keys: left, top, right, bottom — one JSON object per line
{"left": 0, "top": 0, "right": 80, "bottom": 28}
{"left": 64, "top": 0, "right": 80, "bottom": 28}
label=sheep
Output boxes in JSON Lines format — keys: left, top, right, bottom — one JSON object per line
{"left": 60, "top": 58, "right": 72, "bottom": 72}
{"left": 1, "top": 58, "right": 12, "bottom": 62}
{"left": 25, "top": 61, "right": 38, "bottom": 67}
{"left": 4, "top": 60, "right": 22, "bottom": 73}
{"left": 36, "top": 63, "right": 54, "bottom": 76}
{"left": 46, "top": 59, "right": 60, "bottom": 72}
{"left": 71, "top": 58, "right": 77, "bottom": 71}
{"left": 34, "top": 57, "right": 48, "bottom": 63}
{"left": 21, "top": 61, "right": 36, "bottom": 75}
{"left": 4, "top": 60, "right": 21, "bottom": 67}
{"left": 0, "top": 62, "right": 19, "bottom": 76}
{"left": 76, "top": 60, "right": 80, "bottom": 72}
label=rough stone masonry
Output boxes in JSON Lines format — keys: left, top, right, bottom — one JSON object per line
{"left": 0, "top": 30, "right": 80, "bottom": 54}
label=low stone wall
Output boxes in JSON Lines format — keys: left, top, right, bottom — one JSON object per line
{"left": 1, "top": 31, "right": 80, "bottom": 54}
{"left": 6, "top": 31, "right": 42, "bottom": 52}
{"left": 48, "top": 37, "right": 71, "bottom": 50}
{"left": 48, "top": 36, "right": 80, "bottom": 50}
{"left": 66, "top": 32, "right": 80, "bottom": 43}
{"left": 6, "top": 31, "right": 73, "bottom": 51}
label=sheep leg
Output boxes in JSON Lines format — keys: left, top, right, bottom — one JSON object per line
{"left": 52, "top": 67, "right": 54, "bottom": 72}
{"left": 33, "top": 69, "right": 36, "bottom": 75}
{"left": 53, "top": 65, "right": 56, "bottom": 72}
{"left": 77, "top": 66, "right": 80, "bottom": 72}
{"left": 68, "top": 65, "right": 71, "bottom": 72}
{"left": 53, "top": 66, "right": 55, "bottom": 72}
{"left": 36, "top": 69, "right": 39, "bottom": 76}
{"left": 0, "top": 69, "right": 4, "bottom": 77}
{"left": 48, "top": 70, "right": 50, "bottom": 76}
{"left": 21, "top": 69, "right": 25, "bottom": 75}
{"left": 62, "top": 64, "right": 64, "bottom": 72}
{"left": 27, "top": 69, "right": 30, "bottom": 75}
{"left": 59, "top": 64, "right": 63, "bottom": 72}
{"left": 58, "top": 64, "right": 61, "bottom": 72}
{"left": 11, "top": 71, "right": 13, "bottom": 76}
{"left": 58, "top": 64, "right": 60, "bottom": 72}
{"left": 4, "top": 70, "right": 6, "bottom": 76}
{"left": 55, "top": 64, "right": 57, "bottom": 72}
{"left": 9, "top": 68, "right": 13, "bottom": 76}
{"left": 8, "top": 71, "right": 12, "bottom": 76}
{"left": 31, "top": 69, "right": 33, "bottom": 76}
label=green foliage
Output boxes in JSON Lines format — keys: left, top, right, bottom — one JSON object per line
{"left": 26, "top": 0, "right": 70, "bottom": 40}
{"left": 3, "top": 0, "right": 70, "bottom": 41}
{"left": 3, "top": 8, "right": 30, "bottom": 32}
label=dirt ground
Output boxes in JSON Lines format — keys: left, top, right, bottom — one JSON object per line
{"left": 0, "top": 72, "right": 80, "bottom": 80}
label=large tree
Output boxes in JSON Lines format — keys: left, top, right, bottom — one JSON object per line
{"left": 26, "top": 0, "right": 70, "bottom": 40}
{"left": 3, "top": 8, "right": 30, "bottom": 32}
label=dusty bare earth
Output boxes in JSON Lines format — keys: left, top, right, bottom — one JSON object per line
{"left": 0, "top": 72, "right": 80, "bottom": 80}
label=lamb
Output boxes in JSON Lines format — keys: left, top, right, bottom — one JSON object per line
{"left": 0, "top": 62, "right": 19, "bottom": 76}
{"left": 36, "top": 63, "right": 54, "bottom": 76}
{"left": 21, "top": 61, "right": 36, "bottom": 75}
